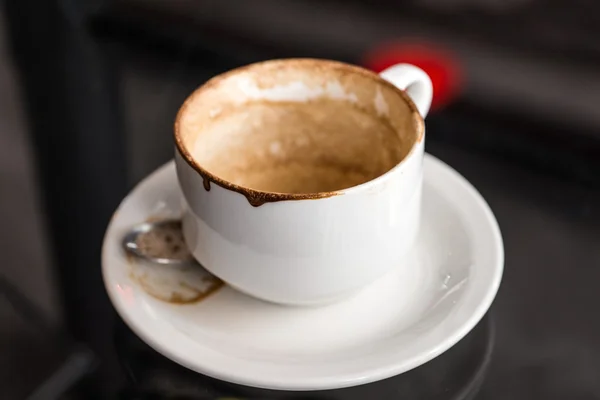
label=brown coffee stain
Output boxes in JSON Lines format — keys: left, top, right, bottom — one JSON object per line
{"left": 195, "top": 99, "right": 402, "bottom": 193}
{"left": 124, "top": 228, "right": 223, "bottom": 305}
{"left": 174, "top": 58, "right": 424, "bottom": 208}
{"left": 182, "top": 148, "right": 342, "bottom": 207}
{"left": 176, "top": 280, "right": 225, "bottom": 304}
{"left": 202, "top": 176, "right": 211, "bottom": 191}
{"left": 131, "top": 263, "right": 223, "bottom": 305}
{"left": 145, "top": 215, "right": 166, "bottom": 224}
{"left": 248, "top": 197, "right": 266, "bottom": 207}
{"left": 136, "top": 277, "right": 224, "bottom": 304}
{"left": 125, "top": 248, "right": 134, "bottom": 264}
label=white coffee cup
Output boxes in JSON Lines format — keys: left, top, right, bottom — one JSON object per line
{"left": 175, "top": 59, "right": 432, "bottom": 305}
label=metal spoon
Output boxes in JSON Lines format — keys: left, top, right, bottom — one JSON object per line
{"left": 122, "top": 219, "right": 198, "bottom": 266}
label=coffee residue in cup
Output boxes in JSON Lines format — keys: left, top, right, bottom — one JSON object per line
{"left": 191, "top": 98, "right": 404, "bottom": 194}
{"left": 175, "top": 59, "right": 423, "bottom": 206}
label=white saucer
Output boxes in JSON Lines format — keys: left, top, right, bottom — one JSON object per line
{"left": 102, "top": 154, "right": 503, "bottom": 391}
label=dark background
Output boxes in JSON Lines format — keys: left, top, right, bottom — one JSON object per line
{"left": 0, "top": 0, "right": 599, "bottom": 398}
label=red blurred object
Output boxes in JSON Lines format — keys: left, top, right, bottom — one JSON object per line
{"left": 363, "top": 42, "right": 463, "bottom": 111}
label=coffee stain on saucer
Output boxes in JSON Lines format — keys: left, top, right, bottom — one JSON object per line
{"left": 124, "top": 219, "right": 223, "bottom": 304}
{"left": 133, "top": 263, "right": 224, "bottom": 304}
{"left": 127, "top": 254, "right": 224, "bottom": 304}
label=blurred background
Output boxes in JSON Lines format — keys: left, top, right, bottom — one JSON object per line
{"left": 0, "top": 0, "right": 599, "bottom": 399}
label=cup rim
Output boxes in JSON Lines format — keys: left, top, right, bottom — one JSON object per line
{"left": 174, "top": 58, "right": 424, "bottom": 205}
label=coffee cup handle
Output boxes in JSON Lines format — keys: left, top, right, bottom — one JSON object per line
{"left": 379, "top": 64, "right": 433, "bottom": 118}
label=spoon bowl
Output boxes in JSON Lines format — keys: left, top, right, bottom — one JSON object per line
{"left": 122, "top": 219, "right": 197, "bottom": 266}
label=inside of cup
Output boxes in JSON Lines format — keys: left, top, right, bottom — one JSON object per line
{"left": 176, "top": 59, "right": 422, "bottom": 194}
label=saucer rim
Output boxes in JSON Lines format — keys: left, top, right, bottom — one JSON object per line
{"left": 102, "top": 154, "right": 504, "bottom": 391}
